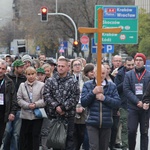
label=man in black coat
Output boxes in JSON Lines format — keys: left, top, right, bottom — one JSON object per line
{"left": 123, "top": 53, "right": 150, "bottom": 150}
{"left": 2, "top": 59, "right": 26, "bottom": 150}
{"left": 114, "top": 56, "right": 134, "bottom": 150}
{"left": 0, "top": 60, "right": 17, "bottom": 147}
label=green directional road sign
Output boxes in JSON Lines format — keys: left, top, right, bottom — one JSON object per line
{"left": 95, "top": 5, "right": 138, "bottom": 44}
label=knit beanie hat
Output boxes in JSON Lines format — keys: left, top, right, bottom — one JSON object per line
{"left": 36, "top": 68, "right": 45, "bottom": 74}
{"left": 134, "top": 53, "right": 146, "bottom": 65}
{"left": 13, "top": 59, "right": 24, "bottom": 67}
{"left": 22, "top": 54, "right": 32, "bottom": 64}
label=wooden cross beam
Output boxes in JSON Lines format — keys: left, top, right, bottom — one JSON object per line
{"left": 78, "top": 9, "right": 122, "bottom": 85}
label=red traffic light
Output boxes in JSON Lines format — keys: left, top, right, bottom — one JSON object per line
{"left": 40, "top": 6, "right": 48, "bottom": 22}
{"left": 73, "top": 41, "right": 78, "bottom": 46}
{"left": 41, "top": 7, "right": 48, "bottom": 14}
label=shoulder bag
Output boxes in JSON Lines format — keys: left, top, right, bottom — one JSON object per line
{"left": 24, "top": 83, "right": 47, "bottom": 118}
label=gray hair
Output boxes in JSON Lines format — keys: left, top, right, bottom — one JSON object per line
{"left": 0, "top": 59, "right": 7, "bottom": 69}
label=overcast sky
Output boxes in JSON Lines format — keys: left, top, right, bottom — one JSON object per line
{"left": 0, "top": 0, "right": 13, "bottom": 26}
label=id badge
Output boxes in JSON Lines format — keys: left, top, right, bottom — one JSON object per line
{"left": 29, "top": 92, "right": 33, "bottom": 100}
{"left": 135, "top": 83, "right": 143, "bottom": 95}
{"left": 0, "top": 93, "right": 4, "bottom": 105}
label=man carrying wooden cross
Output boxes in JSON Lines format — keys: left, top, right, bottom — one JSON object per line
{"left": 81, "top": 65, "right": 121, "bottom": 150}
{"left": 79, "top": 8, "right": 122, "bottom": 150}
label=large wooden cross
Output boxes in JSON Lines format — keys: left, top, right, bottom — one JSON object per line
{"left": 78, "top": 9, "right": 122, "bottom": 85}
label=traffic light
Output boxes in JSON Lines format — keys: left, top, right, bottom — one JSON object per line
{"left": 73, "top": 41, "right": 79, "bottom": 53}
{"left": 41, "top": 6, "right": 48, "bottom": 22}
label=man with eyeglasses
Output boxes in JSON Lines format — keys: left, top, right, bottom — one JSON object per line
{"left": 110, "top": 56, "right": 134, "bottom": 150}
{"left": 109, "top": 55, "right": 123, "bottom": 149}
{"left": 123, "top": 53, "right": 150, "bottom": 150}
{"left": 111, "top": 55, "right": 122, "bottom": 77}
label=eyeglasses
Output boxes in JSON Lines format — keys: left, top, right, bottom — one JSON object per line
{"left": 114, "top": 60, "right": 122, "bottom": 62}
{"left": 73, "top": 63, "right": 81, "bottom": 67}
{"left": 135, "top": 59, "right": 143, "bottom": 62}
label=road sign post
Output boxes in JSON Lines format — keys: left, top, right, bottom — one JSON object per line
{"left": 78, "top": 9, "right": 121, "bottom": 85}
{"left": 95, "top": 5, "right": 138, "bottom": 44}
{"left": 80, "top": 35, "right": 89, "bottom": 44}
{"left": 91, "top": 38, "right": 114, "bottom": 54}
{"left": 81, "top": 44, "right": 88, "bottom": 51}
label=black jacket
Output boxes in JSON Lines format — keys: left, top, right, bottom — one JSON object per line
{"left": 114, "top": 66, "right": 128, "bottom": 109}
{"left": 123, "top": 68, "right": 150, "bottom": 110}
{"left": 7, "top": 71, "right": 26, "bottom": 92}
{"left": 4, "top": 75, "right": 18, "bottom": 122}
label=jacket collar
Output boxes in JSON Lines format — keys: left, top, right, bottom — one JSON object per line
{"left": 92, "top": 78, "right": 109, "bottom": 87}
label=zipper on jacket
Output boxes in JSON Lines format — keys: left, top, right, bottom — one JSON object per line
{"left": 99, "top": 102, "right": 102, "bottom": 128}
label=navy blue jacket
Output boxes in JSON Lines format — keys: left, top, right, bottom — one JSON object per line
{"left": 114, "top": 66, "right": 128, "bottom": 109}
{"left": 123, "top": 68, "right": 150, "bottom": 110}
{"left": 81, "top": 79, "right": 121, "bottom": 128}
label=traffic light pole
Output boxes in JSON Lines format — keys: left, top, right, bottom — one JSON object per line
{"left": 54, "top": 0, "right": 77, "bottom": 41}
{"left": 47, "top": 13, "right": 78, "bottom": 41}
{"left": 38, "top": 0, "right": 78, "bottom": 41}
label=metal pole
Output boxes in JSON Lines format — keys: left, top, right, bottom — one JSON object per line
{"left": 56, "top": 0, "right": 58, "bottom": 13}
{"left": 38, "top": 0, "right": 78, "bottom": 41}
{"left": 47, "top": 13, "right": 78, "bottom": 41}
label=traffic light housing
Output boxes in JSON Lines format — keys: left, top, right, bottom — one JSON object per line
{"left": 41, "top": 7, "right": 48, "bottom": 22}
{"left": 73, "top": 41, "right": 79, "bottom": 53}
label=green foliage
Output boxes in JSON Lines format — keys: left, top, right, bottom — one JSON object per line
{"left": 139, "top": 36, "right": 150, "bottom": 57}
{"left": 125, "top": 8, "right": 150, "bottom": 57}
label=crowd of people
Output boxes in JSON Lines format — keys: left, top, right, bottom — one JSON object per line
{"left": 0, "top": 52, "right": 149, "bottom": 150}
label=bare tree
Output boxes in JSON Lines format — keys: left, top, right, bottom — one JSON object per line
{"left": 6, "top": 0, "right": 134, "bottom": 59}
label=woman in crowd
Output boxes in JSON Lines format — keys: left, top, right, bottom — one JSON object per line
{"left": 71, "top": 59, "right": 89, "bottom": 150}
{"left": 82, "top": 63, "right": 95, "bottom": 150}
{"left": 103, "top": 63, "right": 114, "bottom": 82}
{"left": 42, "top": 63, "right": 53, "bottom": 80}
{"left": 17, "top": 66, "right": 45, "bottom": 150}
{"left": 36, "top": 67, "right": 50, "bottom": 150}
{"left": 36, "top": 67, "right": 46, "bottom": 82}
{"left": 83, "top": 63, "right": 95, "bottom": 80}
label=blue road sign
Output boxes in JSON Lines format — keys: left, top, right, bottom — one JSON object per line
{"left": 91, "top": 38, "right": 114, "bottom": 53}
{"left": 145, "top": 60, "right": 150, "bottom": 72}
{"left": 36, "top": 46, "right": 40, "bottom": 51}
{"left": 10, "top": 47, "right": 14, "bottom": 51}
{"left": 59, "top": 42, "right": 64, "bottom": 53}
{"left": 91, "top": 38, "right": 97, "bottom": 54}
{"left": 103, "top": 6, "right": 137, "bottom": 19}
{"left": 63, "top": 41, "right": 68, "bottom": 49}
{"left": 81, "top": 44, "right": 88, "bottom": 51}
{"left": 102, "top": 44, "right": 114, "bottom": 53}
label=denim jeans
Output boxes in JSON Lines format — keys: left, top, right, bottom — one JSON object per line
{"left": 0, "top": 121, "right": 6, "bottom": 147}
{"left": 41, "top": 118, "right": 51, "bottom": 150}
{"left": 82, "top": 127, "right": 89, "bottom": 150}
{"left": 2, "top": 111, "right": 21, "bottom": 150}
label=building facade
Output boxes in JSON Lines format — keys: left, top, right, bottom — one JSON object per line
{"left": 135, "top": 0, "right": 150, "bottom": 13}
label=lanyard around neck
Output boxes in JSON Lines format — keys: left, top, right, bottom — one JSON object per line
{"left": 135, "top": 69, "right": 146, "bottom": 82}
{"left": 0, "top": 79, "right": 4, "bottom": 89}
